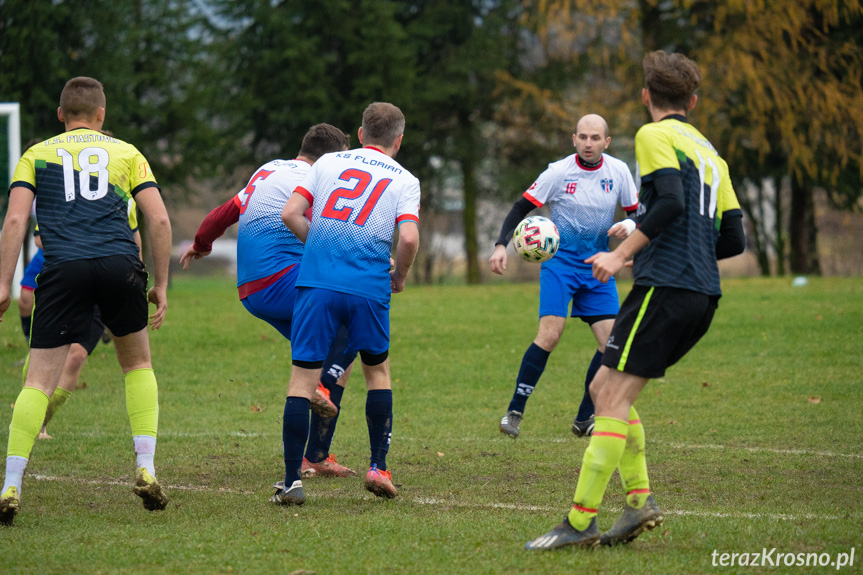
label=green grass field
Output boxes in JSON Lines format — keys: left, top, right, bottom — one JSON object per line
{"left": 0, "top": 275, "right": 861, "bottom": 574}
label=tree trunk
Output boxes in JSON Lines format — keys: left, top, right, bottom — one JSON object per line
{"left": 789, "top": 178, "right": 821, "bottom": 275}
{"left": 458, "top": 114, "right": 481, "bottom": 285}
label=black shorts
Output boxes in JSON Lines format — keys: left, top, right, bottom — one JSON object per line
{"left": 601, "top": 285, "right": 718, "bottom": 379}
{"left": 77, "top": 306, "right": 107, "bottom": 355}
{"left": 30, "top": 255, "right": 148, "bottom": 349}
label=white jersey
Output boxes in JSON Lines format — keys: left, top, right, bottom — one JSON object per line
{"left": 524, "top": 153, "right": 638, "bottom": 270}
{"left": 294, "top": 146, "right": 421, "bottom": 303}
{"left": 235, "top": 159, "right": 308, "bottom": 286}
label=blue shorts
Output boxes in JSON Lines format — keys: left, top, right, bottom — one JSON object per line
{"left": 240, "top": 265, "right": 301, "bottom": 340}
{"left": 290, "top": 287, "right": 389, "bottom": 363}
{"left": 20, "top": 248, "right": 45, "bottom": 291}
{"left": 538, "top": 265, "right": 619, "bottom": 321}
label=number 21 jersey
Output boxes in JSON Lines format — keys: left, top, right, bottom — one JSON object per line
{"left": 294, "top": 146, "right": 421, "bottom": 304}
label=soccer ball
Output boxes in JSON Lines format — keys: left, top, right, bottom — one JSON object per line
{"left": 512, "top": 216, "right": 560, "bottom": 263}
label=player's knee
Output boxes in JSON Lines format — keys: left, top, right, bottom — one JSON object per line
{"left": 66, "top": 346, "right": 89, "bottom": 371}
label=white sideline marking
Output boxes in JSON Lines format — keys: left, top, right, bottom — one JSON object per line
{"left": 28, "top": 474, "right": 849, "bottom": 521}
{"left": 46, "top": 430, "right": 863, "bottom": 459}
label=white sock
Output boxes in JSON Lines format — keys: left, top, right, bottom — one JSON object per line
{"left": 133, "top": 435, "right": 157, "bottom": 477}
{"left": 2, "top": 456, "right": 29, "bottom": 494}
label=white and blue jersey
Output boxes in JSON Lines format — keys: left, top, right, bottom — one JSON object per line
{"left": 524, "top": 153, "right": 638, "bottom": 272}
{"left": 294, "top": 146, "right": 421, "bottom": 304}
{"left": 235, "top": 159, "right": 309, "bottom": 288}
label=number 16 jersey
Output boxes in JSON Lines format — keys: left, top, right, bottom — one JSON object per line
{"left": 294, "top": 146, "right": 421, "bottom": 304}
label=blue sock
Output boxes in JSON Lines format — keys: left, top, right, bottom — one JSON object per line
{"left": 282, "top": 396, "right": 310, "bottom": 485}
{"left": 366, "top": 389, "right": 392, "bottom": 471}
{"left": 304, "top": 380, "right": 345, "bottom": 463}
{"left": 507, "top": 343, "right": 550, "bottom": 414}
{"left": 575, "top": 350, "right": 602, "bottom": 421}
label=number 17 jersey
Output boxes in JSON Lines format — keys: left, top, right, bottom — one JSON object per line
{"left": 294, "top": 146, "right": 421, "bottom": 304}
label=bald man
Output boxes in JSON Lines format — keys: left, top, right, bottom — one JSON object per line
{"left": 490, "top": 114, "right": 639, "bottom": 439}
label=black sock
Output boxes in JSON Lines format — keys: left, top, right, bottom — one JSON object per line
{"left": 575, "top": 350, "right": 603, "bottom": 421}
{"left": 282, "top": 396, "right": 310, "bottom": 485}
{"left": 508, "top": 343, "right": 550, "bottom": 413}
{"left": 366, "top": 389, "right": 392, "bottom": 471}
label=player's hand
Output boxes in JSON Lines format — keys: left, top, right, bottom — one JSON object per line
{"left": 179, "top": 245, "right": 211, "bottom": 270}
{"left": 585, "top": 251, "right": 628, "bottom": 284}
{"left": 0, "top": 288, "right": 11, "bottom": 322}
{"left": 608, "top": 219, "right": 636, "bottom": 240}
{"left": 489, "top": 244, "right": 508, "bottom": 275}
{"left": 390, "top": 269, "right": 406, "bottom": 294}
{"left": 147, "top": 286, "right": 168, "bottom": 329}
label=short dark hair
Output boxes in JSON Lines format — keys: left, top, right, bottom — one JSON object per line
{"left": 643, "top": 51, "right": 701, "bottom": 111}
{"left": 361, "top": 102, "right": 405, "bottom": 148}
{"left": 298, "top": 123, "right": 350, "bottom": 162}
{"left": 59, "top": 77, "right": 106, "bottom": 120}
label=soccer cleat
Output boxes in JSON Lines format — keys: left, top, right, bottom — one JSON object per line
{"left": 525, "top": 516, "right": 600, "bottom": 550}
{"left": 364, "top": 464, "right": 397, "bottom": 499}
{"left": 571, "top": 415, "right": 595, "bottom": 437}
{"left": 309, "top": 382, "right": 338, "bottom": 418}
{"left": 133, "top": 467, "right": 169, "bottom": 511}
{"left": 301, "top": 454, "right": 358, "bottom": 478}
{"left": 0, "top": 486, "right": 20, "bottom": 527}
{"left": 270, "top": 479, "right": 305, "bottom": 506}
{"left": 600, "top": 494, "right": 664, "bottom": 546}
{"left": 499, "top": 410, "right": 523, "bottom": 438}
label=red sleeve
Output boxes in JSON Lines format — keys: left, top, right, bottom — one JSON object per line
{"left": 192, "top": 198, "right": 241, "bottom": 253}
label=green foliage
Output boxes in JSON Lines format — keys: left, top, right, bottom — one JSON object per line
{"left": 0, "top": 276, "right": 860, "bottom": 573}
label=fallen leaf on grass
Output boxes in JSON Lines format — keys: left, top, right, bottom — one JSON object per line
{"left": 807, "top": 396, "right": 821, "bottom": 404}
{"left": 437, "top": 452, "right": 445, "bottom": 457}
{"left": 251, "top": 405, "right": 261, "bottom": 412}
{"left": 701, "top": 382, "right": 710, "bottom": 388}
{"left": 669, "top": 420, "right": 679, "bottom": 425}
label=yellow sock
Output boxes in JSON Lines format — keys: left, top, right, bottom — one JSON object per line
{"left": 569, "top": 416, "right": 628, "bottom": 530}
{"left": 7, "top": 387, "right": 50, "bottom": 458}
{"left": 618, "top": 406, "right": 650, "bottom": 508}
{"left": 43, "top": 388, "right": 73, "bottom": 427}
{"left": 125, "top": 369, "right": 159, "bottom": 437}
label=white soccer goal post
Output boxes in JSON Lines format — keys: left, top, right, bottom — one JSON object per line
{"left": 0, "top": 102, "right": 24, "bottom": 299}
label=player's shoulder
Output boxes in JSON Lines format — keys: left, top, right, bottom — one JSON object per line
{"left": 600, "top": 153, "right": 630, "bottom": 171}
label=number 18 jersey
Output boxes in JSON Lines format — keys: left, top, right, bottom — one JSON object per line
{"left": 10, "top": 128, "right": 158, "bottom": 266}
{"left": 294, "top": 146, "right": 421, "bottom": 304}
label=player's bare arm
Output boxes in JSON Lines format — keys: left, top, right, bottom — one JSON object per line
{"left": 0, "top": 187, "right": 36, "bottom": 320}
{"left": 391, "top": 221, "right": 419, "bottom": 293}
{"left": 282, "top": 192, "right": 311, "bottom": 243}
{"left": 135, "top": 187, "right": 172, "bottom": 330}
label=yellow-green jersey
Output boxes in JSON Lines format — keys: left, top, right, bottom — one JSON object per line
{"left": 633, "top": 115, "right": 741, "bottom": 296}
{"left": 10, "top": 128, "right": 157, "bottom": 266}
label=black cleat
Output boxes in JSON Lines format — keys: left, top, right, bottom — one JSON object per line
{"left": 571, "top": 414, "right": 595, "bottom": 437}
{"left": 525, "top": 517, "right": 600, "bottom": 550}
{"left": 600, "top": 494, "right": 664, "bottom": 546}
{"left": 270, "top": 479, "right": 305, "bottom": 506}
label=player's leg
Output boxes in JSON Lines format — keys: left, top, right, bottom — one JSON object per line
{"left": 273, "top": 287, "right": 338, "bottom": 505}
{"left": 98, "top": 254, "right": 167, "bottom": 511}
{"left": 525, "top": 366, "right": 646, "bottom": 550}
{"left": 361, "top": 355, "right": 397, "bottom": 498}
{"left": 38, "top": 343, "right": 87, "bottom": 439}
{"left": 40, "top": 310, "right": 103, "bottom": 439}
{"left": 304, "top": 324, "right": 358, "bottom": 477}
{"left": 1, "top": 346, "right": 69, "bottom": 525}
{"left": 500, "top": 266, "right": 572, "bottom": 438}
{"left": 570, "top": 275, "right": 620, "bottom": 437}
{"left": 241, "top": 268, "right": 340, "bottom": 420}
